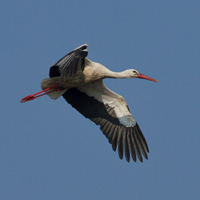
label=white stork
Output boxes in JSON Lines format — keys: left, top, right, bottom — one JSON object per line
{"left": 21, "top": 44, "right": 158, "bottom": 162}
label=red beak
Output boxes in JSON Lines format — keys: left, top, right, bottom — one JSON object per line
{"left": 137, "top": 73, "right": 159, "bottom": 82}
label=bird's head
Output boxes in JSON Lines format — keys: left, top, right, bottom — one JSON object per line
{"left": 126, "top": 69, "right": 158, "bottom": 82}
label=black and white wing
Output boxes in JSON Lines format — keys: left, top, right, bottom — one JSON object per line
{"left": 49, "top": 44, "right": 88, "bottom": 81}
{"left": 62, "top": 80, "right": 149, "bottom": 162}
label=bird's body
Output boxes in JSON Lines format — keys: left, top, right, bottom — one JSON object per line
{"left": 21, "top": 44, "right": 158, "bottom": 163}
{"left": 41, "top": 58, "right": 107, "bottom": 93}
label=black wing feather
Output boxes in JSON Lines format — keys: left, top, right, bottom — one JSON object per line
{"left": 49, "top": 44, "right": 88, "bottom": 81}
{"left": 63, "top": 88, "right": 149, "bottom": 162}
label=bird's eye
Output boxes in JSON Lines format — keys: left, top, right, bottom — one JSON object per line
{"left": 133, "top": 70, "right": 137, "bottom": 73}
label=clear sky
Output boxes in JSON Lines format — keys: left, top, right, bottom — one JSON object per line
{"left": 1, "top": 1, "right": 200, "bottom": 199}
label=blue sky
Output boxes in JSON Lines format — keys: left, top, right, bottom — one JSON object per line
{"left": 1, "top": 1, "right": 200, "bottom": 199}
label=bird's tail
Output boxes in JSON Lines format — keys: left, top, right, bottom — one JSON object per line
{"left": 20, "top": 78, "right": 67, "bottom": 103}
{"left": 41, "top": 78, "right": 67, "bottom": 100}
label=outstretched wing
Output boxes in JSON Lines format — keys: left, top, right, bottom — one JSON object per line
{"left": 62, "top": 80, "right": 149, "bottom": 162}
{"left": 49, "top": 44, "right": 88, "bottom": 81}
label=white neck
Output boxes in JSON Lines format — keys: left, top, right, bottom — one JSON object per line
{"left": 102, "top": 69, "right": 131, "bottom": 79}
{"left": 91, "top": 62, "right": 132, "bottom": 80}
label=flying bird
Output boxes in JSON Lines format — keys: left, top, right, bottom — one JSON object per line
{"left": 21, "top": 44, "right": 158, "bottom": 162}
